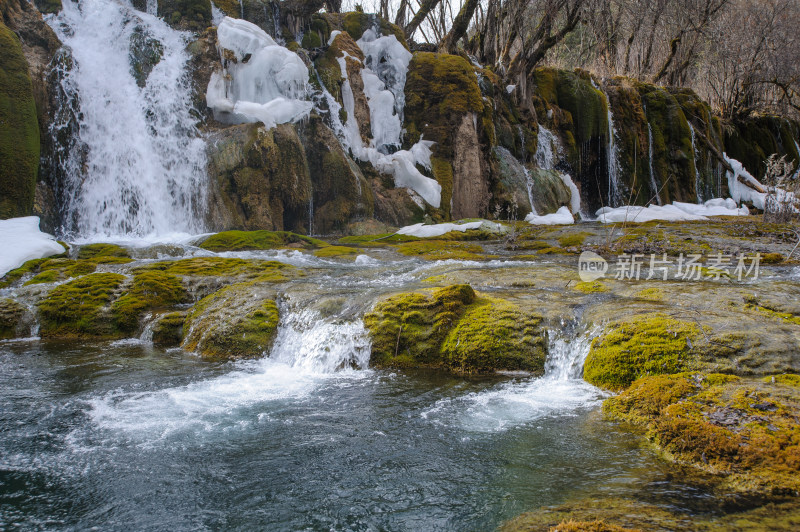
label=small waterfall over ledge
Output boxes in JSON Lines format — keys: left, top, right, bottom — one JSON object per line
{"left": 47, "top": 0, "right": 208, "bottom": 238}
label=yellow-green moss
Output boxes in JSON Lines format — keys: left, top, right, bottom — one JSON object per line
{"left": 583, "top": 313, "right": 701, "bottom": 391}
{"left": 548, "top": 520, "right": 637, "bottom": 532}
{"left": 0, "top": 258, "right": 49, "bottom": 288}
{"left": 151, "top": 311, "right": 187, "bottom": 346}
{"left": 37, "top": 273, "right": 126, "bottom": 338}
{"left": 0, "top": 298, "right": 25, "bottom": 339}
{"left": 199, "top": 230, "right": 328, "bottom": 251}
{"left": 313, "top": 245, "right": 360, "bottom": 258}
{"left": 440, "top": 298, "right": 545, "bottom": 374}
{"left": 183, "top": 282, "right": 280, "bottom": 360}
{"left": 134, "top": 257, "right": 296, "bottom": 282}
{"left": 77, "top": 243, "right": 131, "bottom": 260}
{"left": 112, "top": 271, "right": 188, "bottom": 333}
{"left": 393, "top": 240, "right": 490, "bottom": 261}
{"left": 635, "top": 287, "right": 664, "bottom": 301}
{"left": 766, "top": 374, "right": 800, "bottom": 387}
{"left": 558, "top": 232, "right": 591, "bottom": 247}
{"left": 574, "top": 281, "right": 608, "bottom": 293}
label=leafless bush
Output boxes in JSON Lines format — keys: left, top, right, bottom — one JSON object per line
{"left": 763, "top": 154, "right": 800, "bottom": 223}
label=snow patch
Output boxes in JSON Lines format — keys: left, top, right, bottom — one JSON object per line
{"left": 396, "top": 220, "right": 504, "bottom": 238}
{"left": 724, "top": 153, "right": 766, "bottom": 210}
{"left": 525, "top": 206, "right": 575, "bottom": 225}
{"left": 595, "top": 198, "right": 748, "bottom": 223}
{"left": 0, "top": 217, "right": 65, "bottom": 277}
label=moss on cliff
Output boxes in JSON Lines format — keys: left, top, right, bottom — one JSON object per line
{"left": 0, "top": 21, "right": 40, "bottom": 219}
{"left": 583, "top": 313, "right": 701, "bottom": 391}
{"left": 38, "top": 273, "right": 126, "bottom": 338}
{"left": 151, "top": 311, "right": 187, "bottom": 346}
{"left": 157, "top": 0, "right": 211, "bottom": 32}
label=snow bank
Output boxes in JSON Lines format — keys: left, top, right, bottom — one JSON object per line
{"left": 525, "top": 206, "right": 574, "bottom": 225}
{"left": 396, "top": 220, "right": 505, "bottom": 238}
{"left": 0, "top": 217, "right": 65, "bottom": 277}
{"left": 724, "top": 153, "right": 766, "bottom": 210}
{"left": 596, "top": 198, "right": 748, "bottom": 223}
{"left": 206, "top": 17, "right": 312, "bottom": 128}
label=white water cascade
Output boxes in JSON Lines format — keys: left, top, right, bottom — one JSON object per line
{"left": 593, "top": 82, "right": 622, "bottom": 207}
{"left": 421, "top": 328, "right": 605, "bottom": 432}
{"left": 534, "top": 125, "right": 558, "bottom": 170}
{"left": 647, "top": 124, "right": 663, "bottom": 205}
{"left": 48, "top": 0, "right": 208, "bottom": 238}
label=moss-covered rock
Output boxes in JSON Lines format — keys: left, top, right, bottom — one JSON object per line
{"left": 392, "top": 240, "right": 491, "bottom": 261}
{"left": 157, "top": 0, "right": 212, "bottom": 32}
{"left": 583, "top": 313, "right": 701, "bottom": 391}
{"left": 199, "top": 230, "right": 328, "bottom": 251}
{"left": 134, "top": 257, "right": 296, "bottom": 282}
{"left": 33, "top": 0, "right": 61, "bottom": 14}
{"left": 129, "top": 25, "right": 163, "bottom": 88}
{"left": 364, "top": 285, "right": 546, "bottom": 374}
{"left": 441, "top": 298, "right": 546, "bottom": 373}
{"left": 182, "top": 281, "right": 280, "bottom": 360}
{"left": 604, "top": 373, "right": 800, "bottom": 498}
{"left": 76, "top": 243, "right": 131, "bottom": 260}
{"left": 151, "top": 311, "right": 187, "bottom": 346}
{"left": 0, "top": 298, "right": 26, "bottom": 339}
{"left": 205, "top": 123, "right": 314, "bottom": 233}
{"left": 0, "top": 21, "right": 39, "bottom": 219}
{"left": 112, "top": 271, "right": 189, "bottom": 333}
{"left": 37, "top": 272, "right": 126, "bottom": 338}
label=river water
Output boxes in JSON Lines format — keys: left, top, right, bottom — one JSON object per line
{"left": 1, "top": 250, "right": 714, "bottom": 531}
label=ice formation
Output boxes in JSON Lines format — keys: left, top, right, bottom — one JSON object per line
{"left": 0, "top": 217, "right": 65, "bottom": 277}
{"left": 325, "top": 31, "right": 442, "bottom": 207}
{"left": 559, "top": 173, "right": 582, "bottom": 215}
{"left": 525, "top": 206, "right": 575, "bottom": 225}
{"left": 206, "top": 17, "right": 312, "bottom": 128}
{"left": 724, "top": 153, "right": 766, "bottom": 210}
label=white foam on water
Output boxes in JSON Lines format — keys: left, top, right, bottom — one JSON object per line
{"left": 86, "top": 307, "right": 371, "bottom": 444}
{"left": 420, "top": 330, "right": 607, "bottom": 433}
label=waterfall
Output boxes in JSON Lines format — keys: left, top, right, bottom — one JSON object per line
{"left": 595, "top": 83, "right": 622, "bottom": 207}
{"left": 689, "top": 124, "right": 703, "bottom": 202}
{"left": 534, "top": 125, "right": 558, "bottom": 170}
{"left": 47, "top": 0, "right": 208, "bottom": 238}
{"left": 522, "top": 166, "right": 537, "bottom": 215}
{"left": 647, "top": 124, "right": 663, "bottom": 205}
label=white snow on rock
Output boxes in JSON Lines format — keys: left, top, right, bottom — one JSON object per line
{"left": 595, "top": 198, "right": 748, "bottom": 223}
{"left": 326, "top": 31, "right": 442, "bottom": 207}
{"left": 724, "top": 153, "right": 766, "bottom": 210}
{"left": 396, "top": 220, "right": 504, "bottom": 238}
{"left": 0, "top": 217, "right": 65, "bottom": 277}
{"left": 559, "top": 173, "right": 582, "bottom": 215}
{"left": 206, "top": 17, "right": 312, "bottom": 128}
{"left": 525, "top": 206, "right": 575, "bottom": 225}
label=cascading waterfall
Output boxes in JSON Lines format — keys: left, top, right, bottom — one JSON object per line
{"left": 421, "top": 326, "right": 605, "bottom": 432}
{"left": 647, "top": 124, "right": 663, "bottom": 205}
{"left": 48, "top": 0, "right": 208, "bottom": 238}
{"left": 689, "top": 124, "right": 703, "bottom": 202}
{"left": 534, "top": 125, "right": 558, "bottom": 170}
{"left": 593, "top": 81, "right": 622, "bottom": 207}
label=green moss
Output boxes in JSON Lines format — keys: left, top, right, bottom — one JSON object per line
{"left": 532, "top": 68, "right": 606, "bottom": 145}
{"left": 342, "top": 11, "right": 369, "bottom": 40}
{"left": 0, "top": 22, "right": 39, "bottom": 218}
{"left": 430, "top": 157, "right": 453, "bottom": 219}
{"left": 440, "top": 298, "right": 545, "bottom": 374}
{"left": 183, "top": 282, "right": 280, "bottom": 360}
{"left": 150, "top": 312, "right": 186, "bottom": 346}
{"left": 574, "top": 281, "right": 608, "bottom": 293}
{"left": 111, "top": 271, "right": 188, "bottom": 333}
{"left": 558, "top": 232, "right": 591, "bottom": 247}
{"left": 24, "top": 269, "right": 61, "bottom": 285}
{"left": 301, "top": 30, "right": 322, "bottom": 49}
{"left": 0, "top": 298, "right": 25, "bottom": 339}
{"left": 583, "top": 313, "right": 701, "bottom": 391}
{"left": 77, "top": 243, "right": 131, "bottom": 260}
{"left": 313, "top": 245, "right": 360, "bottom": 258}
{"left": 34, "top": 0, "right": 62, "bottom": 14}
{"left": 404, "top": 52, "right": 483, "bottom": 158}
{"left": 392, "top": 240, "right": 490, "bottom": 261}
{"left": 135, "top": 257, "right": 296, "bottom": 282}
{"left": 766, "top": 374, "right": 800, "bottom": 387}
{"left": 199, "top": 230, "right": 328, "bottom": 251}
{"left": 0, "top": 258, "right": 48, "bottom": 288}
{"left": 762, "top": 252, "right": 784, "bottom": 264}
{"left": 364, "top": 284, "right": 476, "bottom": 369}
{"left": 636, "top": 287, "right": 665, "bottom": 301}
{"left": 37, "top": 273, "right": 126, "bottom": 338}
{"left": 157, "top": 0, "right": 211, "bottom": 31}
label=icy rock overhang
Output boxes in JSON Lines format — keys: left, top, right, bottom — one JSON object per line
{"left": 206, "top": 17, "right": 312, "bottom": 128}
